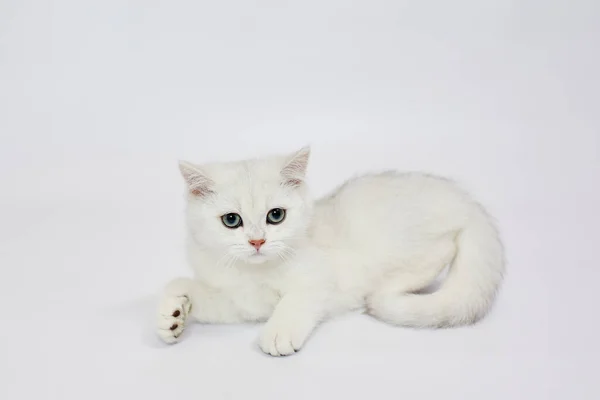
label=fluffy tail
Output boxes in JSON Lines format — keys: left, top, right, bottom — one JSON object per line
{"left": 370, "top": 207, "right": 505, "bottom": 328}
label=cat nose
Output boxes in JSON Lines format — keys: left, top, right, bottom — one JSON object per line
{"left": 248, "top": 239, "right": 266, "bottom": 250}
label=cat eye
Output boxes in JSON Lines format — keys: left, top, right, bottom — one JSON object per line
{"left": 266, "top": 208, "right": 286, "bottom": 225}
{"left": 221, "top": 213, "right": 243, "bottom": 229}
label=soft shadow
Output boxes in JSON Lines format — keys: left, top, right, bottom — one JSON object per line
{"left": 99, "top": 294, "right": 170, "bottom": 349}
{"left": 413, "top": 264, "right": 450, "bottom": 294}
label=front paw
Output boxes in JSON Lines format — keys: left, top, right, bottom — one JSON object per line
{"left": 156, "top": 295, "right": 192, "bottom": 344}
{"left": 258, "top": 319, "right": 311, "bottom": 357}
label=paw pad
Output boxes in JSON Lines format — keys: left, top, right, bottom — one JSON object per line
{"left": 156, "top": 295, "right": 192, "bottom": 344}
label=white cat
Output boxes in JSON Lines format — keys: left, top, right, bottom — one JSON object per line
{"left": 156, "top": 146, "right": 505, "bottom": 356}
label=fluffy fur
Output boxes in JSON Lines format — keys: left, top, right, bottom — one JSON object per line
{"left": 157, "top": 147, "right": 505, "bottom": 356}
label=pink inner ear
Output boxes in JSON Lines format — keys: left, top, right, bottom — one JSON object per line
{"left": 285, "top": 178, "right": 303, "bottom": 187}
{"left": 188, "top": 180, "right": 213, "bottom": 197}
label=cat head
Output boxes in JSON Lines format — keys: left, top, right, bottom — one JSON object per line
{"left": 179, "top": 147, "right": 312, "bottom": 265}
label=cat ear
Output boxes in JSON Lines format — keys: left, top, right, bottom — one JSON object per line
{"left": 281, "top": 146, "right": 310, "bottom": 187}
{"left": 178, "top": 161, "right": 213, "bottom": 197}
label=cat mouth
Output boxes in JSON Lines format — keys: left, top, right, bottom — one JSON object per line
{"left": 246, "top": 252, "right": 269, "bottom": 264}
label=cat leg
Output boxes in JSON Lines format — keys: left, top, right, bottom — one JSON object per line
{"left": 258, "top": 291, "right": 325, "bottom": 356}
{"left": 156, "top": 277, "right": 246, "bottom": 344}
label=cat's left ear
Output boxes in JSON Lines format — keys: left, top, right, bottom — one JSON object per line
{"left": 281, "top": 146, "right": 310, "bottom": 186}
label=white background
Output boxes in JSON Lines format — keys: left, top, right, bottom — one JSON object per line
{"left": 1, "top": 1, "right": 598, "bottom": 399}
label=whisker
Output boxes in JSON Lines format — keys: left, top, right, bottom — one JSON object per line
{"left": 225, "top": 254, "right": 238, "bottom": 269}
{"left": 214, "top": 252, "right": 231, "bottom": 269}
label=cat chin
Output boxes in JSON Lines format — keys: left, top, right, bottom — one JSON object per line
{"left": 243, "top": 253, "right": 272, "bottom": 265}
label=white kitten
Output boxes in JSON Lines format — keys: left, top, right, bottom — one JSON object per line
{"left": 156, "top": 147, "right": 505, "bottom": 356}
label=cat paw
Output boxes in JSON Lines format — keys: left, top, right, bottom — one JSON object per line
{"left": 258, "top": 320, "right": 310, "bottom": 357}
{"left": 156, "top": 295, "right": 192, "bottom": 344}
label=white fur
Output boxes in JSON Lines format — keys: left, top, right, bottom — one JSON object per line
{"left": 157, "top": 147, "right": 505, "bottom": 356}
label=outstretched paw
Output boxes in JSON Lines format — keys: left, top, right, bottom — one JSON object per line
{"left": 258, "top": 319, "right": 311, "bottom": 357}
{"left": 156, "top": 295, "right": 192, "bottom": 344}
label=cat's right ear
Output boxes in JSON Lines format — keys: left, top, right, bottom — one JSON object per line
{"left": 178, "top": 161, "right": 213, "bottom": 197}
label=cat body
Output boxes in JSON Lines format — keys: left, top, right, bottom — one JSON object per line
{"left": 157, "top": 147, "right": 505, "bottom": 356}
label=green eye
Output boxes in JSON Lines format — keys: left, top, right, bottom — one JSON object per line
{"left": 221, "top": 213, "right": 243, "bottom": 229}
{"left": 266, "top": 208, "right": 286, "bottom": 225}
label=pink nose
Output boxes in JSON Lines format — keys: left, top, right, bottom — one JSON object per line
{"left": 249, "top": 239, "right": 266, "bottom": 250}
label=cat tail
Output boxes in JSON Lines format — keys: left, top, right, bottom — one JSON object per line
{"left": 369, "top": 207, "right": 505, "bottom": 328}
